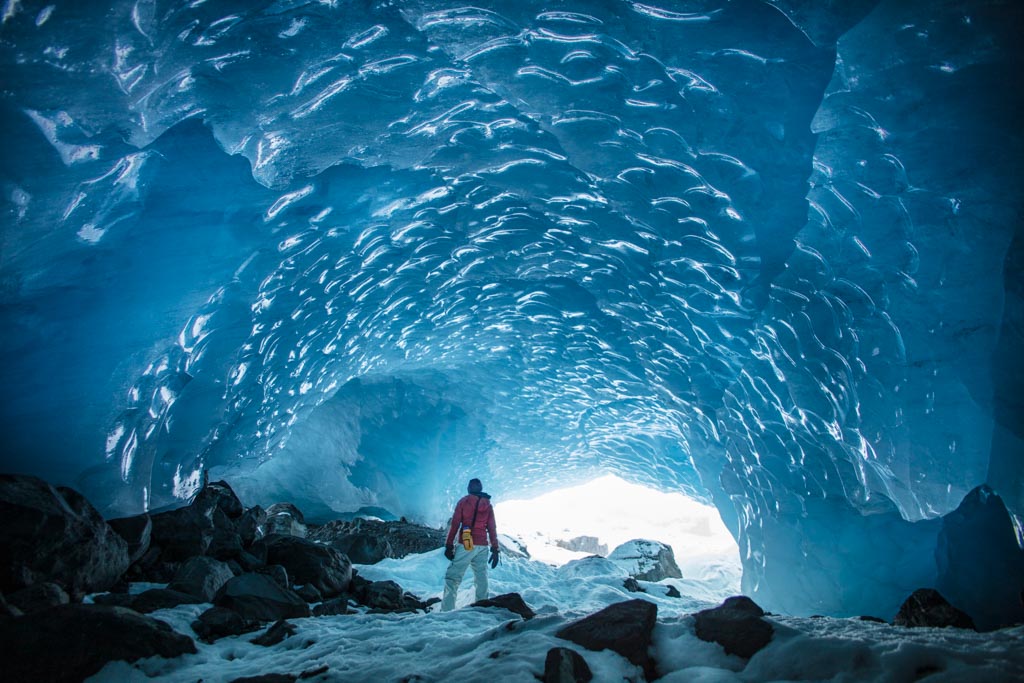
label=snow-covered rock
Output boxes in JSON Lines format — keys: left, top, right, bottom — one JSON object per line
{"left": 607, "top": 540, "right": 683, "bottom": 582}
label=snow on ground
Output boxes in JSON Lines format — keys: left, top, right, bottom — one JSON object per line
{"left": 88, "top": 547, "right": 1024, "bottom": 683}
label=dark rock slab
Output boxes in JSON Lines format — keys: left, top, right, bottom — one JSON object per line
{"left": 7, "top": 582, "right": 69, "bottom": 614}
{"left": 296, "top": 584, "right": 323, "bottom": 603}
{"left": 214, "top": 573, "right": 310, "bottom": 622}
{"left": 191, "top": 605, "right": 260, "bottom": 642}
{"left": 257, "top": 535, "right": 352, "bottom": 598}
{"left": 313, "top": 596, "right": 350, "bottom": 616}
{"left": 149, "top": 505, "right": 215, "bottom": 562}
{"left": 556, "top": 599, "right": 657, "bottom": 679}
{"left": 130, "top": 588, "right": 205, "bottom": 614}
{"left": 310, "top": 518, "right": 446, "bottom": 563}
{"left": 472, "top": 592, "right": 536, "bottom": 620}
{"left": 1, "top": 592, "right": 23, "bottom": 617}
{"left": 0, "top": 474, "right": 129, "bottom": 598}
{"left": 230, "top": 674, "right": 296, "bottom": 683}
{"left": 623, "top": 577, "right": 644, "bottom": 593}
{"left": 237, "top": 506, "right": 266, "bottom": 548}
{"left": 354, "top": 579, "right": 403, "bottom": 611}
{"left": 108, "top": 513, "right": 152, "bottom": 565}
{"left": 169, "top": 556, "right": 235, "bottom": 601}
{"left": 693, "top": 595, "right": 774, "bottom": 659}
{"left": 256, "top": 563, "right": 290, "bottom": 590}
{"left": 192, "top": 481, "right": 244, "bottom": 519}
{"left": 543, "top": 647, "right": 593, "bottom": 683}
{"left": 894, "top": 588, "right": 976, "bottom": 630}
{"left": 0, "top": 603, "right": 195, "bottom": 683}
{"left": 665, "top": 585, "right": 681, "bottom": 599}
{"left": 252, "top": 618, "right": 297, "bottom": 646}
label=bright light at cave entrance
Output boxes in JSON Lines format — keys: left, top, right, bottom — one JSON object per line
{"left": 494, "top": 474, "right": 741, "bottom": 581}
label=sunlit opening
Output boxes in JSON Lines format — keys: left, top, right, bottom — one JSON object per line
{"left": 495, "top": 474, "right": 741, "bottom": 583}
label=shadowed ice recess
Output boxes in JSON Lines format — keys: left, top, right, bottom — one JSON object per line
{"left": 1, "top": 0, "right": 1022, "bottom": 620}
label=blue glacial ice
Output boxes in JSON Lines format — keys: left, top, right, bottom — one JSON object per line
{"left": 0, "top": 0, "right": 1021, "bottom": 620}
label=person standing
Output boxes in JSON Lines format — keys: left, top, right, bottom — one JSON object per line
{"left": 441, "top": 478, "right": 499, "bottom": 611}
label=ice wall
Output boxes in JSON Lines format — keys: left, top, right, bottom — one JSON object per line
{"left": 0, "top": 0, "right": 1021, "bottom": 618}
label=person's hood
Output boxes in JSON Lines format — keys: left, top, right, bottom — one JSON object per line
{"left": 473, "top": 492, "right": 491, "bottom": 501}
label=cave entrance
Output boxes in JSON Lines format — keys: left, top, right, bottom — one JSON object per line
{"left": 493, "top": 474, "right": 741, "bottom": 585}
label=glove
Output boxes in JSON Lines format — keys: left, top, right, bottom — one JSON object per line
{"left": 444, "top": 545, "right": 455, "bottom": 561}
{"left": 489, "top": 547, "right": 499, "bottom": 569}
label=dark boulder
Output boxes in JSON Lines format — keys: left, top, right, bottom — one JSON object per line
{"left": 608, "top": 540, "right": 682, "bottom": 582}
{"left": 0, "top": 474, "right": 129, "bottom": 598}
{"left": 214, "top": 573, "right": 310, "bottom": 622}
{"left": 1, "top": 592, "right": 23, "bottom": 617}
{"left": 264, "top": 503, "right": 307, "bottom": 538}
{"left": 693, "top": 595, "right": 774, "bottom": 659}
{"left": 237, "top": 506, "right": 266, "bottom": 547}
{"left": 665, "top": 585, "right": 681, "bottom": 599}
{"left": 108, "top": 513, "right": 152, "bottom": 565}
{"left": 207, "top": 527, "right": 245, "bottom": 561}
{"left": 543, "top": 647, "right": 593, "bottom": 683}
{"left": 252, "top": 618, "right": 297, "bottom": 646}
{"left": 7, "top": 582, "right": 69, "bottom": 614}
{"left": 149, "top": 504, "right": 215, "bottom": 562}
{"left": 192, "top": 480, "right": 244, "bottom": 519}
{"left": 472, "top": 592, "right": 536, "bottom": 620}
{"left": 255, "top": 564, "right": 290, "bottom": 590}
{"left": 328, "top": 532, "right": 393, "bottom": 565}
{"left": 191, "top": 605, "right": 260, "bottom": 642}
{"left": 354, "top": 579, "right": 403, "bottom": 611}
{"left": 894, "top": 588, "right": 976, "bottom": 630}
{"left": 556, "top": 599, "right": 657, "bottom": 679}
{"left": 169, "top": 556, "right": 236, "bottom": 602}
{"left": 313, "top": 596, "right": 350, "bottom": 616}
{"left": 0, "top": 604, "right": 195, "bottom": 683}
{"left": 129, "top": 588, "right": 205, "bottom": 614}
{"left": 310, "top": 518, "right": 446, "bottom": 563}
{"left": 295, "top": 584, "right": 323, "bottom": 603}
{"left": 257, "top": 535, "right": 352, "bottom": 598}
{"left": 623, "top": 577, "right": 644, "bottom": 593}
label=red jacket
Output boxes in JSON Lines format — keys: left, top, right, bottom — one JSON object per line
{"left": 445, "top": 494, "right": 498, "bottom": 549}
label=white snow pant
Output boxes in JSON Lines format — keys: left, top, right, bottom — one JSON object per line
{"left": 441, "top": 545, "right": 490, "bottom": 611}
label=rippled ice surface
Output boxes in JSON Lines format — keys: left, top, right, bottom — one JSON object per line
{"left": 1, "top": 0, "right": 1021, "bottom": 618}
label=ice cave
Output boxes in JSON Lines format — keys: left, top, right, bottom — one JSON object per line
{"left": 2, "top": 0, "right": 1023, "bottom": 654}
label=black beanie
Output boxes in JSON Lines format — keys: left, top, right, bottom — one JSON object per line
{"left": 468, "top": 478, "right": 483, "bottom": 494}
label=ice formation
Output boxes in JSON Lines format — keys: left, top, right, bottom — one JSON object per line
{"left": 1, "top": 0, "right": 1021, "bottom": 619}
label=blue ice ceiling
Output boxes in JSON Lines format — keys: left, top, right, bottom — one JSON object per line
{"left": 1, "top": 0, "right": 1022, "bottom": 618}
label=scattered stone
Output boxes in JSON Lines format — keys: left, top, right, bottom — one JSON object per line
{"left": 555, "top": 536, "right": 608, "bottom": 556}
{"left": 214, "top": 573, "right": 310, "bottom": 622}
{"left": 252, "top": 618, "right": 297, "bottom": 646}
{"left": 129, "top": 588, "right": 205, "bottom": 614}
{"left": 257, "top": 535, "right": 352, "bottom": 598}
{"left": 623, "top": 577, "right": 644, "bottom": 593}
{"left": 665, "top": 585, "right": 681, "bottom": 599}
{"left": 169, "top": 556, "right": 236, "bottom": 601}
{"left": 0, "top": 604, "right": 195, "bottom": 683}
{"left": 894, "top": 588, "right": 976, "bottom": 630}
{"left": 543, "top": 647, "right": 593, "bottom": 683}
{"left": 313, "top": 596, "right": 350, "bottom": 617}
{"left": 191, "top": 605, "right": 260, "bottom": 642}
{"left": 7, "top": 582, "right": 69, "bottom": 614}
{"left": 296, "top": 584, "right": 323, "bottom": 603}
{"left": 693, "top": 595, "right": 774, "bottom": 659}
{"left": 108, "top": 513, "right": 153, "bottom": 565}
{"left": 607, "top": 539, "right": 682, "bottom": 582}
{"left": 472, "top": 592, "right": 535, "bottom": 620}
{"left": 265, "top": 503, "right": 307, "bottom": 538}
{"left": 556, "top": 599, "right": 657, "bottom": 680}
{"left": 0, "top": 474, "right": 130, "bottom": 599}
{"left": 858, "top": 615, "right": 887, "bottom": 623}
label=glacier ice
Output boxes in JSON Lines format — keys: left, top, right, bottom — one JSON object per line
{"left": 0, "top": 0, "right": 1021, "bottom": 619}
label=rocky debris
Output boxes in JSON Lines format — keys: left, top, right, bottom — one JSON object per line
{"left": 7, "top": 581, "right": 69, "bottom": 614}
{"left": 256, "top": 534, "right": 352, "bottom": 598}
{"left": 128, "top": 588, "right": 205, "bottom": 614}
{"left": 313, "top": 596, "right": 350, "bottom": 616}
{"left": 295, "top": 584, "right": 323, "bottom": 603}
{"left": 623, "top": 577, "right": 645, "bottom": 593}
{"left": 252, "top": 618, "right": 297, "bottom": 646}
{"left": 859, "top": 615, "right": 887, "bottom": 623}
{"left": 350, "top": 575, "right": 432, "bottom": 613}
{"left": 265, "top": 503, "right": 308, "bottom": 538}
{"left": 192, "top": 480, "right": 244, "bottom": 520}
{"left": 556, "top": 599, "right": 658, "bottom": 680}
{"left": 555, "top": 536, "right": 608, "bottom": 556}
{"left": 665, "top": 585, "right": 681, "bottom": 599}
{"left": 607, "top": 540, "right": 682, "bottom": 582}
{"left": 238, "top": 506, "right": 267, "bottom": 547}
{"left": 108, "top": 513, "right": 153, "bottom": 565}
{"left": 191, "top": 605, "right": 260, "bottom": 642}
{"left": 149, "top": 504, "right": 215, "bottom": 562}
{"left": 214, "top": 572, "right": 310, "bottom": 622}
{"left": 310, "top": 518, "right": 446, "bottom": 563}
{"left": 255, "top": 564, "right": 291, "bottom": 590}
{"left": 169, "top": 556, "right": 236, "bottom": 601}
{"left": 543, "top": 647, "right": 593, "bottom": 683}
{"left": 693, "top": 595, "right": 774, "bottom": 659}
{"left": 472, "top": 592, "right": 536, "bottom": 620}
{"left": 894, "top": 588, "right": 976, "bottom": 630}
{"left": 0, "top": 604, "right": 195, "bottom": 683}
